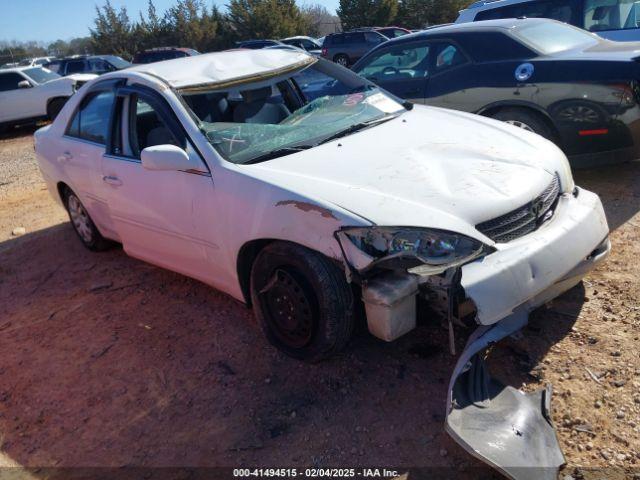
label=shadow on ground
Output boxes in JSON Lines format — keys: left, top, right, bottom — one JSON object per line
{"left": 0, "top": 219, "right": 588, "bottom": 480}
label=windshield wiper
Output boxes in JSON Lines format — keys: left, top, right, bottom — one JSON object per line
{"left": 315, "top": 114, "right": 400, "bottom": 146}
{"left": 241, "top": 145, "right": 312, "bottom": 165}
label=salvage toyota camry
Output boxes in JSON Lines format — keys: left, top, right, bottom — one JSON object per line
{"left": 34, "top": 50, "right": 610, "bottom": 479}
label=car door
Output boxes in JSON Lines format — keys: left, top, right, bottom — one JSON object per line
{"left": 100, "top": 84, "right": 223, "bottom": 285}
{"left": 353, "top": 41, "right": 430, "bottom": 104}
{"left": 53, "top": 80, "right": 121, "bottom": 237}
{"left": 0, "top": 71, "right": 40, "bottom": 122}
{"left": 423, "top": 41, "right": 476, "bottom": 111}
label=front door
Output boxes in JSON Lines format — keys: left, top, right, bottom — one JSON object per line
{"left": 100, "top": 85, "right": 222, "bottom": 285}
{"left": 0, "top": 72, "right": 40, "bottom": 122}
{"left": 353, "top": 41, "right": 430, "bottom": 104}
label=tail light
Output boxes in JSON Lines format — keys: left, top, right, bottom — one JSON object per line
{"left": 321, "top": 48, "right": 328, "bottom": 57}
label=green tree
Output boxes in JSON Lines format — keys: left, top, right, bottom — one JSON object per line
{"left": 397, "top": 0, "right": 472, "bottom": 28}
{"left": 337, "top": 0, "right": 399, "bottom": 30}
{"left": 227, "top": 0, "right": 311, "bottom": 40}
{"left": 90, "top": 0, "right": 135, "bottom": 57}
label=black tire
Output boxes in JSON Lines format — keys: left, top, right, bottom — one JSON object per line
{"left": 47, "top": 97, "right": 68, "bottom": 121}
{"left": 62, "top": 187, "right": 112, "bottom": 252}
{"left": 333, "top": 54, "right": 350, "bottom": 68}
{"left": 250, "top": 241, "right": 354, "bottom": 362}
{"left": 490, "top": 108, "right": 553, "bottom": 141}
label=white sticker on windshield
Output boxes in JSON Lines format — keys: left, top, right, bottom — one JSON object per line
{"left": 363, "top": 93, "right": 403, "bottom": 113}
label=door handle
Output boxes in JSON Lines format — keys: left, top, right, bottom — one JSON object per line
{"left": 58, "top": 151, "right": 73, "bottom": 163}
{"left": 102, "top": 175, "right": 123, "bottom": 187}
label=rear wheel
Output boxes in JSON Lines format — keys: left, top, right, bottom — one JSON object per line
{"left": 490, "top": 108, "right": 553, "bottom": 141}
{"left": 250, "top": 241, "right": 355, "bottom": 362}
{"left": 47, "top": 97, "right": 68, "bottom": 121}
{"left": 63, "top": 188, "right": 112, "bottom": 251}
{"left": 334, "top": 54, "right": 350, "bottom": 68}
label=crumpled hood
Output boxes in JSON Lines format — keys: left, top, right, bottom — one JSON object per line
{"left": 246, "top": 106, "right": 572, "bottom": 241}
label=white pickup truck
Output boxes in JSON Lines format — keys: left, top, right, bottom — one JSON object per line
{"left": 0, "top": 66, "right": 96, "bottom": 129}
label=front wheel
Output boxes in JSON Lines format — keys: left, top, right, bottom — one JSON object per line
{"left": 250, "top": 241, "right": 355, "bottom": 362}
{"left": 64, "top": 188, "right": 112, "bottom": 251}
{"left": 490, "top": 108, "right": 553, "bottom": 141}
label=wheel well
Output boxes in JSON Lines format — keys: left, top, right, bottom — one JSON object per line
{"left": 56, "top": 182, "right": 70, "bottom": 203}
{"left": 47, "top": 96, "right": 68, "bottom": 113}
{"left": 237, "top": 239, "right": 276, "bottom": 305}
{"left": 481, "top": 105, "right": 560, "bottom": 143}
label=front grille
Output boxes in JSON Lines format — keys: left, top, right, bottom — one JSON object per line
{"left": 476, "top": 174, "right": 561, "bottom": 243}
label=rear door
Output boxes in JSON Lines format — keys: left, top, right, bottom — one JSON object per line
{"left": 353, "top": 41, "right": 430, "bottom": 103}
{"left": 54, "top": 80, "right": 121, "bottom": 237}
{"left": 99, "top": 84, "right": 223, "bottom": 284}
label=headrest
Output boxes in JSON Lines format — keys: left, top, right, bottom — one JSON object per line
{"left": 592, "top": 6, "right": 610, "bottom": 21}
{"left": 240, "top": 86, "right": 272, "bottom": 103}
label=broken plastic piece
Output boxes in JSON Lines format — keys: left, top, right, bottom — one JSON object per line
{"left": 445, "top": 309, "right": 565, "bottom": 480}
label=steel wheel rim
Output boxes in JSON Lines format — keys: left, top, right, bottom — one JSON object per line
{"left": 68, "top": 195, "right": 93, "bottom": 243}
{"left": 505, "top": 120, "right": 535, "bottom": 132}
{"left": 262, "top": 268, "right": 315, "bottom": 349}
{"left": 336, "top": 57, "right": 348, "bottom": 66}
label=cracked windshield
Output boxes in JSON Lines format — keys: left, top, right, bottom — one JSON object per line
{"left": 181, "top": 61, "right": 405, "bottom": 164}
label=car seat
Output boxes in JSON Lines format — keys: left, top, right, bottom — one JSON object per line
{"left": 233, "top": 86, "right": 290, "bottom": 124}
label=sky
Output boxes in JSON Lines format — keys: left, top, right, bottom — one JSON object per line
{"left": 0, "top": 0, "right": 340, "bottom": 43}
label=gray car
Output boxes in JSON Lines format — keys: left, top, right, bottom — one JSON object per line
{"left": 320, "top": 31, "right": 387, "bottom": 67}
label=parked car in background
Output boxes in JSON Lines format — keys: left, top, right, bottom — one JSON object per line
{"left": 351, "top": 26, "right": 412, "bottom": 38}
{"left": 132, "top": 47, "right": 200, "bottom": 64}
{"left": 236, "top": 39, "right": 283, "bottom": 49}
{"left": 280, "top": 36, "right": 323, "bottom": 55}
{"left": 457, "top": 0, "right": 640, "bottom": 41}
{"left": 0, "top": 66, "right": 95, "bottom": 129}
{"left": 18, "top": 56, "right": 55, "bottom": 67}
{"left": 45, "top": 55, "right": 131, "bottom": 76}
{"left": 353, "top": 17, "right": 640, "bottom": 167}
{"left": 321, "top": 30, "right": 388, "bottom": 67}
{"left": 34, "top": 48, "right": 609, "bottom": 480}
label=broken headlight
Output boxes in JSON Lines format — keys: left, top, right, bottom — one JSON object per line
{"left": 336, "top": 227, "right": 488, "bottom": 275}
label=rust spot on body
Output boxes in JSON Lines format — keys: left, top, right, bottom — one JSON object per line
{"left": 276, "top": 200, "right": 338, "bottom": 220}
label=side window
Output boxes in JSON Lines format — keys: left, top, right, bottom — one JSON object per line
{"left": 584, "top": 0, "right": 639, "bottom": 31}
{"left": 476, "top": 0, "right": 575, "bottom": 23}
{"left": 66, "top": 61, "right": 86, "bottom": 75}
{"left": 89, "top": 59, "right": 110, "bottom": 73}
{"left": 364, "top": 32, "right": 385, "bottom": 44}
{"left": 354, "top": 43, "right": 430, "bottom": 81}
{"left": 130, "top": 96, "right": 180, "bottom": 157}
{"left": 432, "top": 43, "right": 469, "bottom": 73}
{"left": 0, "top": 73, "right": 25, "bottom": 92}
{"left": 345, "top": 32, "right": 365, "bottom": 43}
{"left": 67, "top": 90, "right": 115, "bottom": 144}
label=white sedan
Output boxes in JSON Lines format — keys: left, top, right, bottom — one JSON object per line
{"left": 34, "top": 49, "right": 609, "bottom": 478}
{"left": 0, "top": 66, "right": 95, "bottom": 128}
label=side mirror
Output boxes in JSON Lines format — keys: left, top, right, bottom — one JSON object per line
{"left": 18, "top": 80, "right": 32, "bottom": 89}
{"left": 141, "top": 144, "right": 191, "bottom": 171}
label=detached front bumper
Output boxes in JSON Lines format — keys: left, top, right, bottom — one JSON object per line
{"left": 462, "top": 187, "right": 610, "bottom": 326}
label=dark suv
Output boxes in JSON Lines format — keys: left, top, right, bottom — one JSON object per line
{"left": 45, "top": 55, "right": 131, "bottom": 76}
{"left": 321, "top": 31, "right": 388, "bottom": 67}
{"left": 132, "top": 47, "right": 200, "bottom": 64}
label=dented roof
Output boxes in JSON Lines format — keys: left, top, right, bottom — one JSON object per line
{"left": 127, "top": 49, "right": 316, "bottom": 91}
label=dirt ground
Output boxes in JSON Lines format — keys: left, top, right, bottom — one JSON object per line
{"left": 0, "top": 125, "right": 638, "bottom": 479}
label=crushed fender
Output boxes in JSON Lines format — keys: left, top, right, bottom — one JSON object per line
{"left": 445, "top": 309, "right": 565, "bottom": 480}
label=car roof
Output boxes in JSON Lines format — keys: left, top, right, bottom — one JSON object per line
{"left": 390, "top": 17, "right": 563, "bottom": 39}
{"left": 0, "top": 66, "right": 38, "bottom": 74}
{"left": 126, "top": 49, "right": 315, "bottom": 90}
{"left": 281, "top": 36, "right": 316, "bottom": 41}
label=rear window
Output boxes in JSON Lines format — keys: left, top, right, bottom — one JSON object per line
{"left": 514, "top": 21, "right": 600, "bottom": 54}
